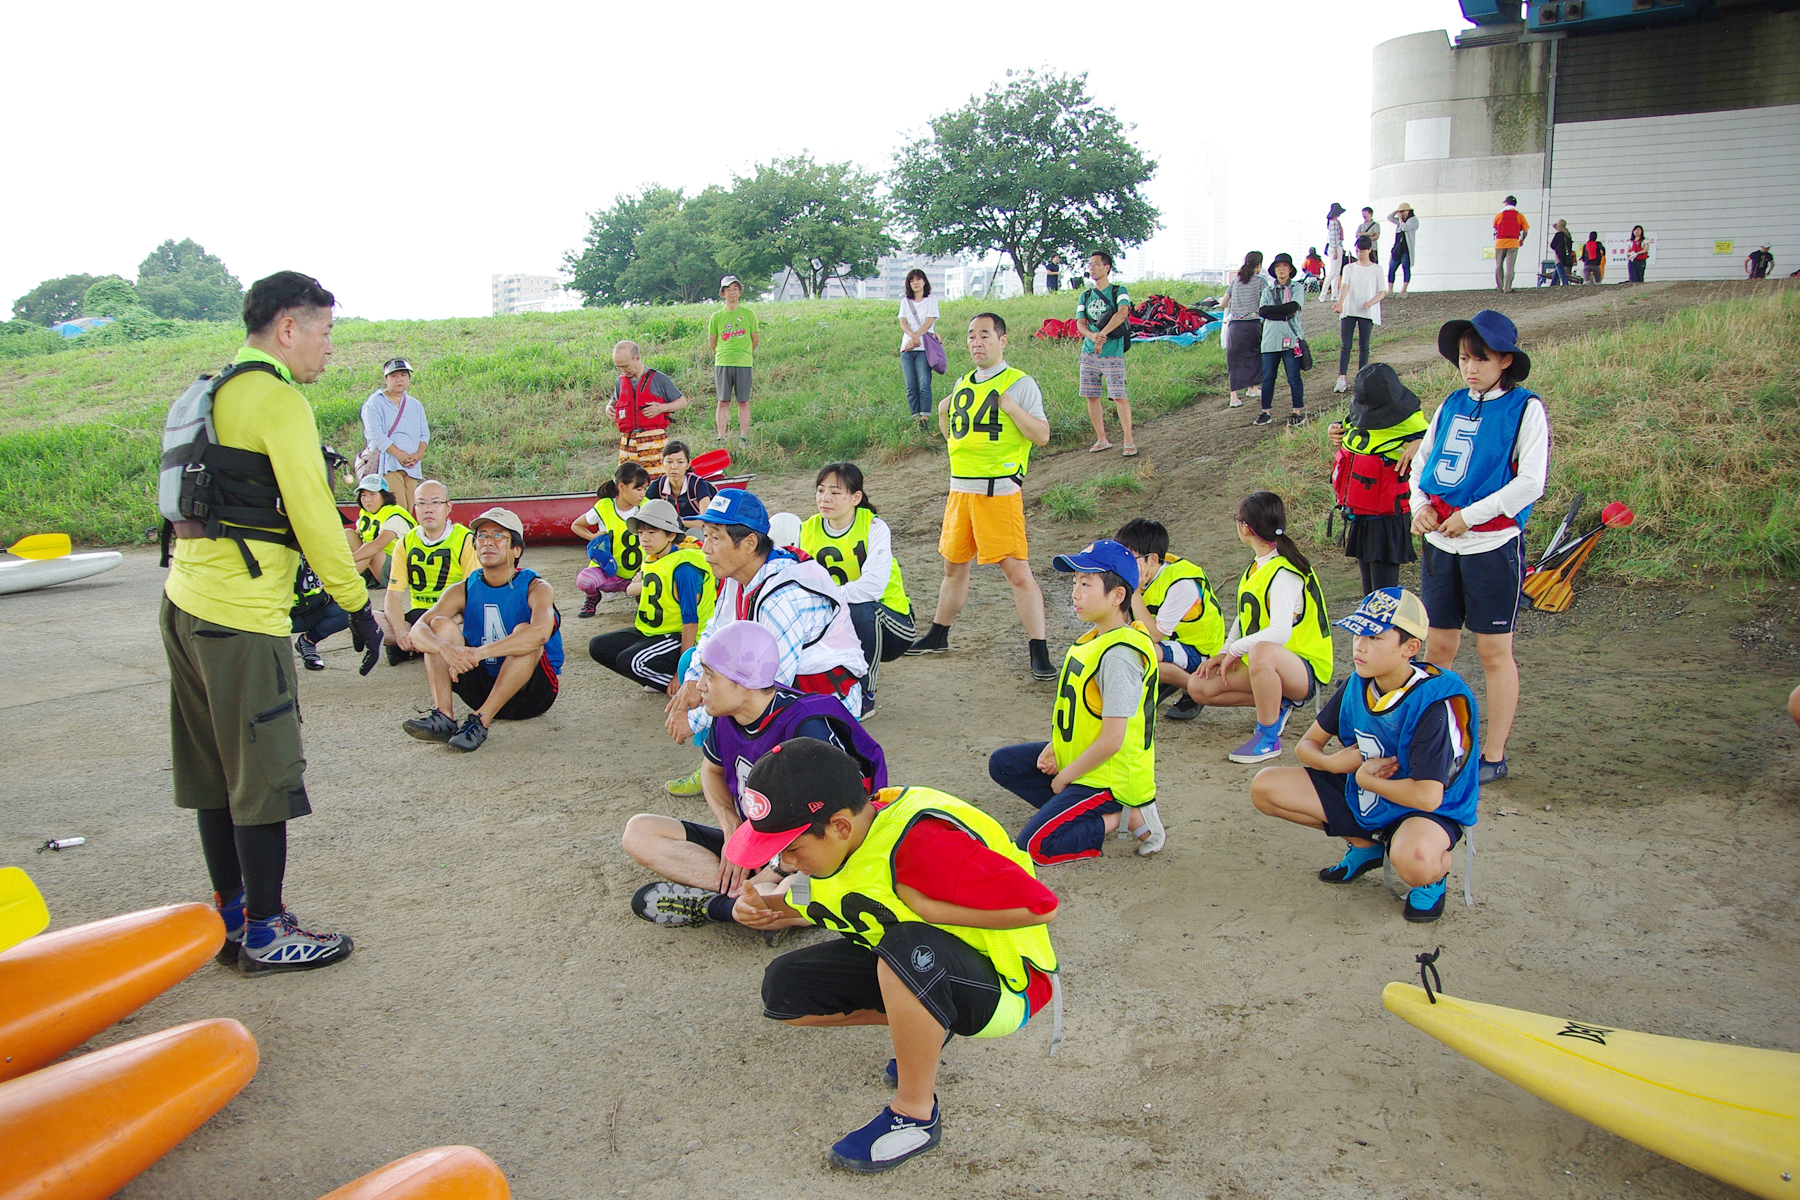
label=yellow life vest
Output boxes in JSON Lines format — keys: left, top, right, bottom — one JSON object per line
{"left": 945, "top": 366, "right": 1034, "bottom": 483}
{"left": 799, "top": 509, "right": 912, "bottom": 616}
{"left": 1050, "top": 622, "right": 1158, "bottom": 806}
{"left": 594, "top": 497, "right": 644, "bottom": 580}
{"left": 807, "top": 786, "right": 1057, "bottom": 1001}
{"left": 1236, "top": 554, "right": 1334, "bottom": 685}
{"left": 356, "top": 504, "right": 416, "bottom": 543}
{"left": 394, "top": 523, "right": 474, "bottom": 610}
{"left": 1343, "top": 411, "right": 1429, "bottom": 463}
{"left": 1141, "top": 554, "right": 1225, "bottom": 658}
{"left": 634, "top": 541, "right": 716, "bottom": 636}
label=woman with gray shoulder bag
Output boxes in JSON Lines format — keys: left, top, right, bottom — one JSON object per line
{"left": 1256, "top": 253, "right": 1307, "bottom": 427}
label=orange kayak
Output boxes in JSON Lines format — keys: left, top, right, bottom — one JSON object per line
{"left": 0, "top": 1017, "right": 256, "bottom": 1200}
{"left": 318, "top": 1146, "right": 511, "bottom": 1199}
{"left": 0, "top": 902, "right": 222, "bottom": 1083}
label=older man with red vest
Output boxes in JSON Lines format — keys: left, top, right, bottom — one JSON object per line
{"left": 1491, "top": 196, "right": 1531, "bottom": 294}
{"left": 605, "top": 339, "right": 690, "bottom": 474}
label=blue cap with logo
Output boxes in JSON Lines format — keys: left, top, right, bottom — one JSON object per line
{"left": 692, "top": 488, "right": 771, "bottom": 534}
{"left": 1334, "top": 586, "right": 1430, "bottom": 641}
{"left": 1052, "top": 538, "right": 1139, "bottom": 592}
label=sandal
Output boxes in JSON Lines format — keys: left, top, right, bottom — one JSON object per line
{"left": 1121, "top": 445, "right": 1138, "bottom": 458}
{"left": 1088, "top": 440, "right": 1114, "bottom": 453}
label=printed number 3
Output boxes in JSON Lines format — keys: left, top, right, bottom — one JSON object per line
{"left": 1434, "top": 415, "right": 1482, "bottom": 488}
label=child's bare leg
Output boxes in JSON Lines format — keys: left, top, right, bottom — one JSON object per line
{"left": 1244, "top": 641, "right": 1311, "bottom": 725}
{"left": 1474, "top": 632, "right": 1518, "bottom": 760}
{"left": 1249, "top": 766, "right": 1358, "bottom": 836}
{"left": 1389, "top": 818, "right": 1453, "bottom": 888}
{"left": 1186, "top": 659, "right": 1255, "bottom": 708}
{"left": 1156, "top": 660, "right": 1193, "bottom": 690}
{"left": 877, "top": 957, "right": 943, "bottom": 1120}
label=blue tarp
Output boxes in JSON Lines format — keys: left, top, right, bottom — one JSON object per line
{"left": 51, "top": 317, "right": 114, "bottom": 339}
{"left": 1134, "top": 322, "right": 1220, "bottom": 348}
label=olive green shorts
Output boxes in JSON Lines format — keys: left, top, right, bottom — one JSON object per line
{"left": 160, "top": 596, "right": 312, "bottom": 826}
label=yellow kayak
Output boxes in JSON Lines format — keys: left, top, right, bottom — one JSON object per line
{"left": 1384, "top": 982, "right": 1799, "bottom": 1199}
{"left": 0, "top": 868, "right": 50, "bottom": 954}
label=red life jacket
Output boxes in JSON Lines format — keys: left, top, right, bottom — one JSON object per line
{"left": 615, "top": 369, "right": 672, "bottom": 433}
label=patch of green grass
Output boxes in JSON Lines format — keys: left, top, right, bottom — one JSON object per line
{"left": 1039, "top": 466, "right": 1149, "bottom": 521}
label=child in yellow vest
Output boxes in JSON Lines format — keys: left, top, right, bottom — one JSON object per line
{"left": 585, "top": 499, "right": 714, "bottom": 691}
{"left": 570, "top": 462, "right": 650, "bottom": 618}
{"left": 727, "top": 738, "right": 1060, "bottom": 1174}
{"left": 1188, "top": 492, "right": 1335, "bottom": 764}
{"left": 1115, "top": 517, "right": 1225, "bottom": 723}
{"left": 988, "top": 539, "right": 1164, "bottom": 862}
{"left": 801, "top": 461, "right": 916, "bottom": 718}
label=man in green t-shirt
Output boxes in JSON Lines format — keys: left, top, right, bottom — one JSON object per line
{"left": 708, "top": 275, "right": 760, "bottom": 446}
{"left": 1076, "top": 250, "right": 1135, "bottom": 457}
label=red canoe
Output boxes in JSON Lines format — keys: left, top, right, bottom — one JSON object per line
{"left": 337, "top": 480, "right": 752, "bottom": 546}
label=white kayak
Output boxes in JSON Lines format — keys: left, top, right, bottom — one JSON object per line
{"left": 0, "top": 551, "right": 125, "bottom": 596}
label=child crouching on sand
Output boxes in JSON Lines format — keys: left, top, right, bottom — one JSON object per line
{"left": 1115, "top": 517, "right": 1224, "bottom": 723}
{"left": 728, "top": 738, "right": 1059, "bottom": 1173}
{"left": 1248, "top": 587, "right": 1478, "bottom": 923}
{"left": 571, "top": 462, "right": 650, "bottom": 618}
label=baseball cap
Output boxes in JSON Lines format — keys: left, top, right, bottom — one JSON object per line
{"left": 382, "top": 358, "right": 413, "bottom": 376}
{"left": 627, "top": 498, "right": 684, "bottom": 535}
{"left": 700, "top": 620, "right": 780, "bottom": 690}
{"left": 719, "top": 275, "right": 742, "bottom": 292}
{"left": 1052, "top": 538, "right": 1139, "bottom": 592}
{"left": 723, "top": 738, "right": 869, "bottom": 868}
{"left": 356, "top": 473, "right": 388, "bottom": 493}
{"left": 693, "top": 489, "right": 771, "bottom": 535}
{"left": 470, "top": 506, "right": 526, "bottom": 541}
{"left": 768, "top": 512, "right": 803, "bottom": 549}
{"left": 1335, "top": 586, "right": 1430, "bottom": 641}
{"left": 1437, "top": 309, "right": 1531, "bottom": 381}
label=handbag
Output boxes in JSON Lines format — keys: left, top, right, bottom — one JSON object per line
{"left": 355, "top": 393, "right": 408, "bottom": 479}
{"left": 1297, "top": 340, "right": 1314, "bottom": 371}
{"left": 922, "top": 331, "right": 947, "bottom": 375}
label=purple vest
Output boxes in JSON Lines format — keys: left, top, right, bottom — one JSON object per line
{"left": 713, "top": 690, "right": 887, "bottom": 815}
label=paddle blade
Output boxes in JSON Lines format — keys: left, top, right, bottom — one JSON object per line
{"left": 689, "top": 449, "right": 731, "bottom": 479}
{"left": 1601, "top": 502, "right": 1635, "bottom": 528}
{"left": 0, "top": 868, "right": 51, "bottom": 954}
{"left": 5, "top": 534, "right": 71, "bottom": 560}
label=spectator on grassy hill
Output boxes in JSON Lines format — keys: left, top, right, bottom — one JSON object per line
{"left": 1627, "top": 226, "right": 1649, "bottom": 283}
{"left": 1356, "top": 208, "right": 1382, "bottom": 266}
{"left": 897, "top": 269, "right": 940, "bottom": 431}
{"left": 1746, "top": 244, "right": 1776, "bottom": 279}
{"left": 1256, "top": 253, "right": 1306, "bottom": 427}
{"left": 1324, "top": 204, "right": 1347, "bottom": 300}
{"left": 710, "top": 275, "right": 760, "bottom": 446}
{"left": 644, "top": 440, "right": 718, "bottom": 524}
{"left": 1581, "top": 231, "right": 1606, "bottom": 283}
{"left": 1492, "top": 196, "right": 1530, "bottom": 293}
{"left": 1333, "top": 237, "right": 1388, "bottom": 393}
{"left": 1387, "top": 204, "right": 1418, "bottom": 295}
{"left": 1224, "top": 252, "right": 1266, "bottom": 410}
{"left": 605, "top": 339, "right": 689, "bottom": 475}
{"left": 361, "top": 358, "right": 430, "bottom": 512}
{"left": 1045, "top": 254, "right": 1064, "bottom": 291}
{"left": 1549, "top": 221, "right": 1575, "bottom": 287}
{"left": 1075, "top": 250, "right": 1135, "bottom": 457}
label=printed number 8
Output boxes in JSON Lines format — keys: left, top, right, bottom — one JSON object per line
{"left": 947, "top": 387, "right": 975, "bottom": 438}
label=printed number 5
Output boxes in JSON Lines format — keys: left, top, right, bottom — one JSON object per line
{"left": 1433, "top": 415, "right": 1482, "bottom": 488}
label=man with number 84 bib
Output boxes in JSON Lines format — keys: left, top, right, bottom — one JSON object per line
{"left": 907, "top": 312, "right": 1055, "bottom": 680}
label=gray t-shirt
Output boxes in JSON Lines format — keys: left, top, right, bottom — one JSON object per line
{"left": 1097, "top": 642, "right": 1147, "bottom": 718}
{"left": 611, "top": 369, "right": 684, "bottom": 404}
{"left": 948, "top": 362, "right": 1045, "bottom": 497}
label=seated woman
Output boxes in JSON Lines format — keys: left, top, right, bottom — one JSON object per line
{"left": 799, "top": 462, "right": 915, "bottom": 719}
{"left": 345, "top": 473, "right": 416, "bottom": 587}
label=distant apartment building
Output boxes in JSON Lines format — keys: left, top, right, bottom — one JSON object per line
{"left": 491, "top": 273, "right": 584, "bottom": 316}
{"left": 763, "top": 254, "right": 968, "bottom": 303}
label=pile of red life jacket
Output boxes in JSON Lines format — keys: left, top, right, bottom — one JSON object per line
{"left": 1129, "top": 295, "right": 1213, "bottom": 337}
{"left": 1034, "top": 318, "right": 1081, "bottom": 339}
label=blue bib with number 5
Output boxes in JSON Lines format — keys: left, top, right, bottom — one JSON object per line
{"left": 1421, "top": 386, "right": 1538, "bottom": 530}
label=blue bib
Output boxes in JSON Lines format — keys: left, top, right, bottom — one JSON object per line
{"left": 464, "top": 567, "right": 564, "bottom": 676}
{"left": 1421, "top": 387, "right": 1538, "bottom": 529}
{"left": 1336, "top": 664, "right": 1479, "bottom": 828}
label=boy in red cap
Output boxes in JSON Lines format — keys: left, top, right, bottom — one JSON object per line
{"left": 728, "top": 738, "right": 1060, "bottom": 1174}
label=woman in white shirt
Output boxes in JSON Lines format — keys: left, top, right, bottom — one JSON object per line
{"left": 897, "top": 269, "right": 940, "bottom": 431}
{"left": 1333, "top": 236, "right": 1389, "bottom": 393}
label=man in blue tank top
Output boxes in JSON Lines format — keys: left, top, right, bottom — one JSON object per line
{"left": 400, "top": 507, "right": 563, "bottom": 751}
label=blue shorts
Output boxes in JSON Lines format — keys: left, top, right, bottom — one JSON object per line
{"left": 1420, "top": 538, "right": 1524, "bottom": 635}
{"left": 1158, "top": 641, "right": 1202, "bottom": 673}
{"left": 1308, "top": 767, "right": 1463, "bottom": 847}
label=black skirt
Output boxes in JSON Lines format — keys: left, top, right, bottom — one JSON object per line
{"left": 1226, "top": 320, "right": 1263, "bottom": 391}
{"left": 1343, "top": 513, "right": 1417, "bottom": 565}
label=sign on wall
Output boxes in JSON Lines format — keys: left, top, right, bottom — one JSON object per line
{"left": 1714, "top": 240, "right": 1734, "bottom": 254}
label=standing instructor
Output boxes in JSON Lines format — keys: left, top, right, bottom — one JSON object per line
{"left": 162, "top": 271, "right": 374, "bottom": 975}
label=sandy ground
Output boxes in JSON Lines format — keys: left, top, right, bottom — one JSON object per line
{"left": 5, "top": 280, "right": 1799, "bottom": 1200}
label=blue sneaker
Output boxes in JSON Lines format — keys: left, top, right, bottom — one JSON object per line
{"left": 1319, "top": 842, "right": 1384, "bottom": 884}
{"left": 239, "top": 910, "right": 353, "bottom": 975}
{"left": 1227, "top": 726, "right": 1283, "bottom": 764}
{"left": 1478, "top": 757, "right": 1508, "bottom": 784}
{"left": 1404, "top": 877, "right": 1448, "bottom": 923}
{"left": 213, "top": 890, "right": 245, "bottom": 965}
{"left": 828, "top": 1102, "right": 941, "bottom": 1173}
{"left": 1273, "top": 697, "right": 1300, "bottom": 738}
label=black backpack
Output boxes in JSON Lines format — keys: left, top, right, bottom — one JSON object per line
{"left": 1082, "top": 284, "right": 1133, "bottom": 354}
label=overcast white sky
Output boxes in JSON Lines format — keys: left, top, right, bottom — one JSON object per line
{"left": 2, "top": 1, "right": 1470, "bottom": 320}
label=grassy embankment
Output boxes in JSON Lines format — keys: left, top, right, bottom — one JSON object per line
{"left": 1259, "top": 288, "right": 1800, "bottom": 582}
{"left": 0, "top": 282, "right": 1225, "bottom": 545}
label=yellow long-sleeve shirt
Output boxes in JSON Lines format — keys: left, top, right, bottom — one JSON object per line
{"left": 164, "top": 346, "right": 369, "bottom": 636}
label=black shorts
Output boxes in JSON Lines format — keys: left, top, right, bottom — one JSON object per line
{"left": 681, "top": 820, "right": 725, "bottom": 857}
{"left": 762, "top": 925, "right": 1002, "bottom": 1038}
{"left": 1307, "top": 766, "right": 1463, "bottom": 848}
{"left": 1420, "top": 538, "right": 1523, "bottom": 635}
{"left": 451, "top": 655, "right": 560, "bottom": 720}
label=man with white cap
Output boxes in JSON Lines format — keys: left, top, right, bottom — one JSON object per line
{"left": 361, "top": 357, "right": 430, "bottom": 511}
{"left": 623, "top": 619, "right": 886, "bottom": 929}
{"left": 401, "top": 506, "right": 564, "bottom": 751}
{"left": 708, "top": 275, "right": 760, "bottom": 445}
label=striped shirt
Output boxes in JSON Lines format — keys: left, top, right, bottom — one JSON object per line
{"left": 1224, "top": 276, "right": 1266, "bottom": 321}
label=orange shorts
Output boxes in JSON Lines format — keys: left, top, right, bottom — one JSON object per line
{"left": 938, "top": 490, "right": 1029, "bottom": 566}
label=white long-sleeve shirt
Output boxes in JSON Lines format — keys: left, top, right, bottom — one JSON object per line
{"left": 1409, "top": 385, "right": 1551, "bottom": 556}
{"left": 1223, "top": 553, "right": 1305, "bottom": 658}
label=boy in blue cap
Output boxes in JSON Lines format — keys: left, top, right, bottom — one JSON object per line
{"left": 1410, "top": 311, "right": 1548, "bottom": 784}
{"left": 1248, "top": 587, "right": 1479, "bottom": 922}
{"left": 988, "top": 539, "right": 1163, "bottom": 863}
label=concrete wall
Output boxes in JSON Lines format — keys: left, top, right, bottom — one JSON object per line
{"left": 1369, "top": 31, "right": 1552, "bottom": 291}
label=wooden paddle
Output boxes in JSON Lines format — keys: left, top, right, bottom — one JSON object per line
{"left": 4, "top": 534, "right": 71, "bottom": 560}
{"left": 0, "top": 867, "right": 51, "bottom": 954}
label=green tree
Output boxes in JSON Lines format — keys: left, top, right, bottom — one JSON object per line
{"left": 890, "top": 71, "right": 1159, "bottom": 295}
{"left": 564, "top": 187, "right": 750, "bottom": 307}
{"left": 82, "top": 276, "right": 142, "bottom": 318}
{"left": 11, "top": 274, "right": 99, "bottom": 325}
{"left": 712, "top": 155, "right": 895, "bottom": 299}
{"left": 134, "top": 238, "right": 244, "bottom": 321}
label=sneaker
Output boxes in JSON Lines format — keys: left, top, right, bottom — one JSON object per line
{"left": 1228, "top": 395, "right": 1243, "bottom": 408}
{"left": 403, "top": 709, "right": 459, "bottom": 742}
{"left": 213, "top": 890, "right": 246, "bottom": 964}
{"left": 1227, "top": 727, "right": 1282, "bottom": 764}
{"left": 1333, "top": 377, "right": 1348, "bottom": 393}
{"left": 828, "top": 1102, "right": 942, "bottom": 1174}
{"left": 1288, "top": 411, "right": 1308, "bottom": 428}
{"left": 1252, "top": 411, "right": 1273, "bottom": 426}
{"left": 905, "top": 627, "right": 948, "bottom": 656}
{"left": 239, "top": 911, "right": 352, "bottom": 975}
{"left": 860, "top": 695, "right": 877, "bottom": 721}
{"left": 1273, "top": 697, "right": 1300, "bottom": 738}
{"left": 630, "top": 882, "right": 717, "bottom": 927}
{"left": 1029, "top": 641, "right": 1057, "bottom": 681}
{"left": 1319, "top": 842, "right": 1384, "bottom": 884}
{"left": 578, "top": 594, "right": 599, "bottom": 618}
{"left": 447, "top": 714, "right": 489, "bottom": 752}
{"left": 1404, "top": 877, "right": 1448, "bottom": 923}
{"left": 1127, "top": 801, "right": 1166, "bottom": 856}
{"left": 666, "top": 767, "right": 704, "bottom": 796}
{"left": 1165, "top": 696, "right": 1202, "bottom": 722}
{"left": 295, "top": 636, "right": 324, "bottom": 671}
{"left": 1478, "top": 757, "right": 1508, "bottom": 784}
{"left": 385, "top": 641, "right": 419, "bottom": 667}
